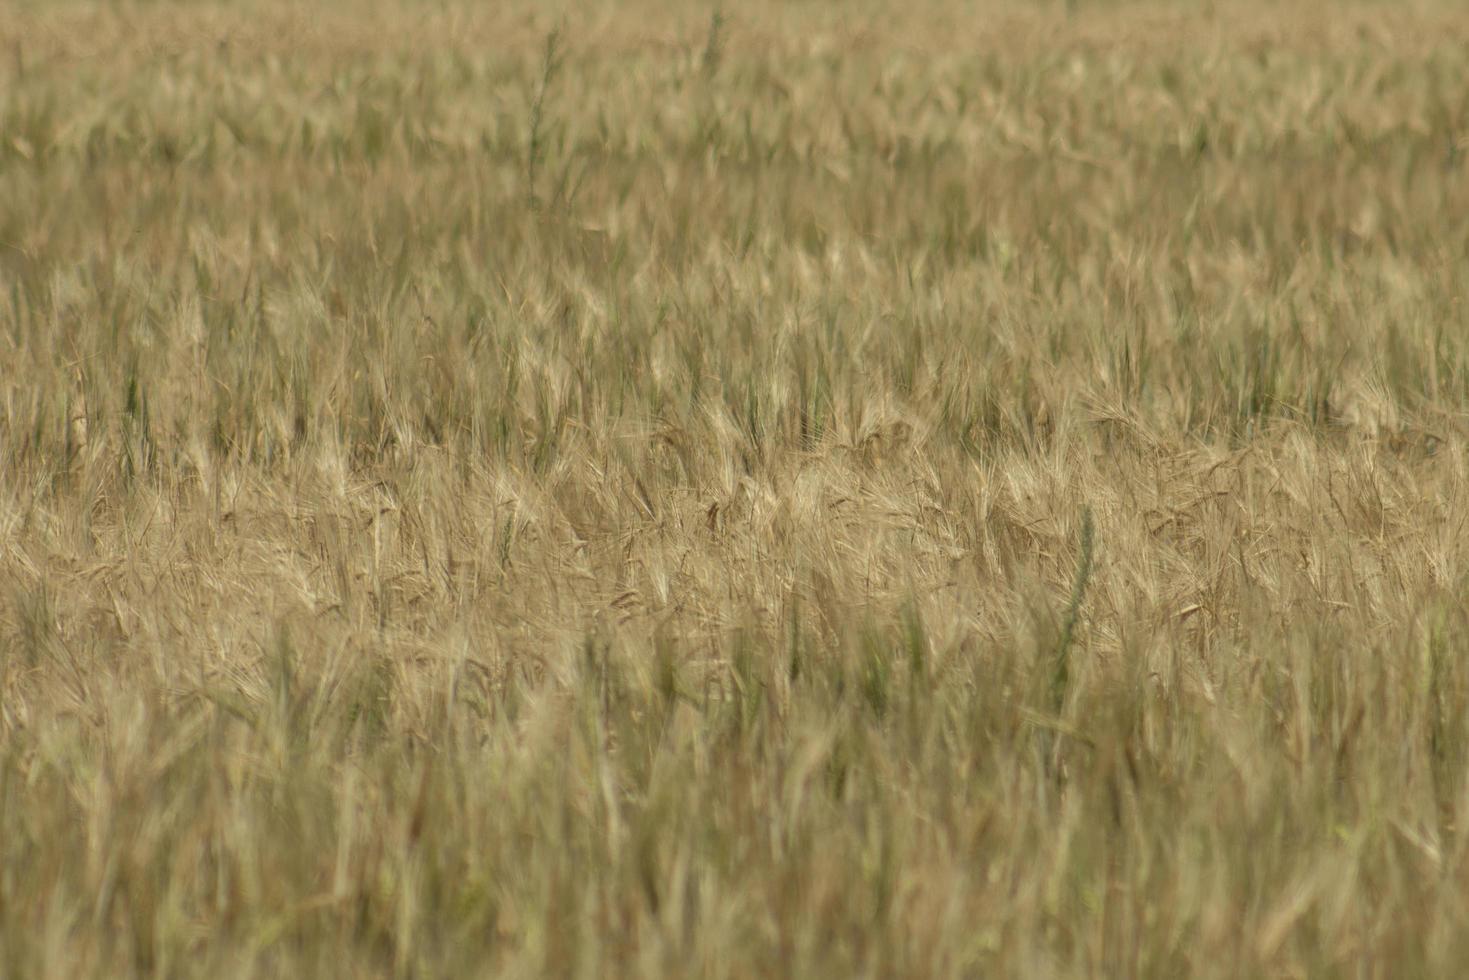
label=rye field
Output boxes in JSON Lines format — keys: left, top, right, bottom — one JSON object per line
{"left": 3, "top": 1, "right": 1469, "bottom": 976}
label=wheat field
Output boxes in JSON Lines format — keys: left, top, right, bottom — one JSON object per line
{"left": 3, "top": 1, "right": 1469, "bottom": 976}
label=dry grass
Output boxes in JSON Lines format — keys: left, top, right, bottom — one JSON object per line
{"left": 4, "top": 1, "right": 1469, "bottom": 976}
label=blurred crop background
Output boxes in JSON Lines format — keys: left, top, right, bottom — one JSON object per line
{"left": 3, "top": 0, "right": 1469, "bottom": 975}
